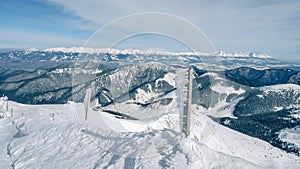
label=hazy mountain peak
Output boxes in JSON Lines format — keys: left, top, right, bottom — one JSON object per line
{"left": 216, "top": 51, "right": 271, "bottom": 58}
{"left": 39, "top": 47, "right": 272, "bottom": 58}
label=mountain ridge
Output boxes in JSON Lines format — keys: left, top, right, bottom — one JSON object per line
{"left": 15, "top": 47, "right": 272, "bottom": 58}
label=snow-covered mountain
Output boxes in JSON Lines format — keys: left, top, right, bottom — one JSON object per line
{"left": 40, "top": 47, "right": 271, "bottom": 58}
{"left": 0, "top": 48, "right": 300, "bottom": 168}
{"left": 20, "top": 47, "right": 270, "bottom": 58}
{"left": 0, "top": 47, "right": 283, "bottom": 71}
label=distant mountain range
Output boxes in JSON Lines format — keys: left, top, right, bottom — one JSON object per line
{"left": 2, "top": 47, "right": 272, "bottom": 58}
{"left": 1, "top": 47, "right": 297, "bottom": 70}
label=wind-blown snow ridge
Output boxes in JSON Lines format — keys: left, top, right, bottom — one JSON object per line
{"left": 40, "top": 47, "right": 272, "bottom": 58}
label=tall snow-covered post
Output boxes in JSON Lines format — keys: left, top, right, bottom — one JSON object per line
{"left": 6, "top": 98, "right": 8, "bottom": 112}
{"left": 182, "top": 67, "right": 193, "bottom": 137}
{"left": 84, "top": 88, "right": 92, "bottom": 121}
{"left": 10, "top": 107, "right": 13, "bottom": 118}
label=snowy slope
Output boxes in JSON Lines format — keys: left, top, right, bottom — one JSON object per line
{"left": 0, "top": 97, "right": 299, "bottom": 169}
{"left": 279, "top": 126, "right": 300, "bottom": 148}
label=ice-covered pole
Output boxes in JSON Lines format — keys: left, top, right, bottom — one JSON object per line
{"left": 6, "top": 98, "right": 8, "bottom": 112}
{"left": 182, "top": 67, "right": 193, "bottom": 137}
{"left": 84, "top": 88, "right": 92, "bottom": 121}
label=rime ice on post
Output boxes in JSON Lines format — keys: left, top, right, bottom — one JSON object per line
{"left": 182, "top": 67, "right": 193, "bottom": 137}
{"left": 10, "top": 107, "right": 13, "bottom": 118}
{"left": 6, "top": 98, "right": 8, "bottom": 112}
{"left": 84, "top": 88, "right": 92, "bottom": 122}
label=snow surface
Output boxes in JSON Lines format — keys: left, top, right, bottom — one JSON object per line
{"left": 261, "top": 84, "right": 300, "bottom": 93}
{"left": 211, "top": 84, "right": 245, "bottom": 95}
{"left": 279, "top": 126, "right": 300, "bottom": 148}
{"left": 1, "top": 97, "right": 299, "bottom": 168}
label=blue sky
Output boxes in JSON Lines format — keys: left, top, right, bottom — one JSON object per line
{"left": 0, "top": 0, "right": 300, "bottom": 61}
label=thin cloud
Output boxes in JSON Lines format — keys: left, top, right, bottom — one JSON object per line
{"left": 1, "top": 0, "right": 300, "bottom": 60}
{"left": 46, "top": 0, "right": 300, "bottom": 59}
{"left": 0, "top": 28, "right": 86, "bottom": 49}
